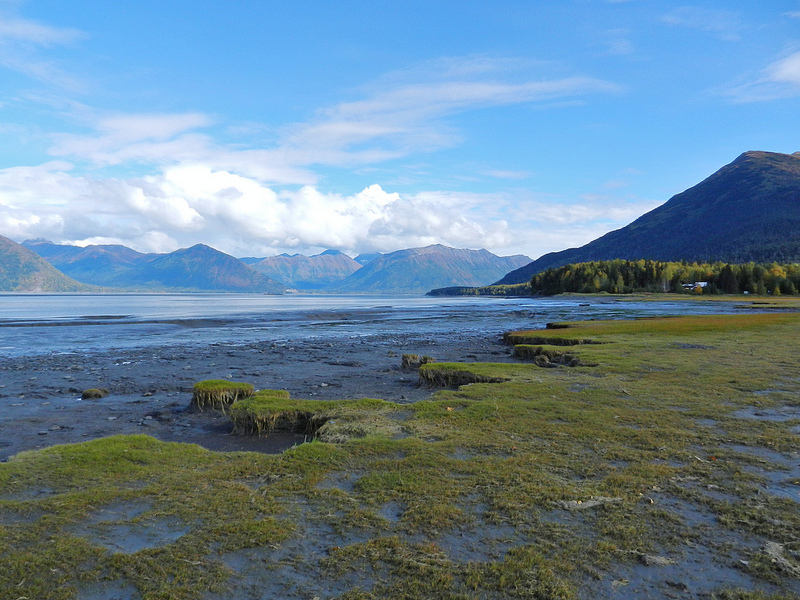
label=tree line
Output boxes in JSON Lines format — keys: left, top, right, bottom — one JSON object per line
{"left": 530, "top": 259, "right": 800, "bottom": 296}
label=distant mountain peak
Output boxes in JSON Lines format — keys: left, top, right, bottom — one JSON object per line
{"left": 249, "top": 249, "right": 361, "bottom": 290}
{"left": 329, "top": 244, "right": 531, "bottom": 294}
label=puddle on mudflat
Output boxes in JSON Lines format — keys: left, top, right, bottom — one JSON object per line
{"left": 316, "top": 470, "right": 361, "bottom": 494}
{"left": 583, "top": 542, "right": 767, "bottom": 600}
{"left": 85, "top": 499, "right": 152, "bottom": 524}
{"left": 437, "top": 520, "right": 521, "bottom": 563}
{"left": 653, "top": 495, "right": 719, "bottom": 528}
{"left": 77, "top": 578, "right": 141, "bottom": 600}
{"left": 733, "top": 406, "right": 800, "bottom": 422}
{"left": 213, "top": 522, "right": 375, "bottom": 600}
{"left": 377, "top": 500, "right": 405, "bottom": 523}
{"left": 726, "top": 444, "right": 796, "bottom": 465}
{"left": 0, "top": 487, "right": 57, "bottom": 502}
{"left": 0, "top": 504, "right": 44, "bottom": 525}
{"left": 71, "top": 502, "right": 188, "bottom": 554}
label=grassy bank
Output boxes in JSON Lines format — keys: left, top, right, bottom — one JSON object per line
{"left": 2, "top": 310, "right": 800, "bottom": 599}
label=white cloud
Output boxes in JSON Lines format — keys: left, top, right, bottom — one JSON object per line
{"left": 49, "top": 113, "right": 215, "bottom": 165}
{"left": 725, "top": 49, "right": 800, "bottom": 102}
{"left": 765, "top": 50, "right": 800, "bottom": 86}
{"left": 0, "top": 10, "right": 85, "bottom": 89}
{"left": 0, "top": 157, "right": 663, "bottom": 260}
{"left": 662, "top": 7, "right": 744, "bottom": 42}
{"left": 601, "top": 29, "right": 635, "bottom": 56}
{"left": 42, "top": 57, "right": 620, "bottom": 186}
{"left": 0, "top": 15, "right": 83, "bottom": 46}
{"left": 483, "top": 169, "right": 531, "bottom": 180}
{"left": 0, "top": 162, "right": 504, "bottom": 256}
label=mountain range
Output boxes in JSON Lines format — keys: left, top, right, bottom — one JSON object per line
{"left": 328, "top": 245, "right": 531, "bottom": 294}
{"left": 497, "top": 150, "right": 800, "bottom": 285}
{"left": 7, "top": 239, "right": 529, "bottom": 293}
{"left": 22, "top": 240, "right": 284, "bottom": 293}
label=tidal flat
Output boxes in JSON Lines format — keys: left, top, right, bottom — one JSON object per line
{"left": 1, "top": 299, "right": 800, "bottom": 599}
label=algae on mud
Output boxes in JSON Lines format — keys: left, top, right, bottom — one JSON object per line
{"left": 2, "top": 310, "right": 800, "bottom": 599}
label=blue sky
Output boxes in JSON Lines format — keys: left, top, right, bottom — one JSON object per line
{"left": 1, "top": 1, "right": 799, "bottom": 259}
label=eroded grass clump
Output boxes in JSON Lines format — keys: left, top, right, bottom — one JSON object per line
{"left": 513, "top": 344, "right": 586, "bottom": 367}
{"left": 191, "top": 379, "right": 254, "bottom": 412}
{"left": 228, "top": 390, "right": 399, "bottom": 443}
{"left": 400, "top": 353, "right": 436, "bottom": 369}
{"left": 418, "top": 362, "right": 525, "bottom": 386}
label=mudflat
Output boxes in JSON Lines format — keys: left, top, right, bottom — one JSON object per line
{"left": 0, "top": 329, "right": 510, "bottom": 460}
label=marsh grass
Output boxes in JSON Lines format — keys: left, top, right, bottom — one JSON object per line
{"left": 191, "top": 379, "right": 254, "bottom": 412}
{"left": 2, "top": 311, "right": 800, "bottom": 599}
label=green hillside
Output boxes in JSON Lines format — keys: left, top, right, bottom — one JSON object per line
{"left": 0, "top": 235, "right": 90, "bottom": 292}
{"left": 498, "top": 150, "right": 800, "bottom": 284}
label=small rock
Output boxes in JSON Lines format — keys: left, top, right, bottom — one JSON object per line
{"left": 38, "top": 430, "right": 48, "bottom": 436}
{"left": 666, "top": 581, "right": 689, "bottom": 591}
{"left": 558, "top": 496, "right": 623, "bottom": 511}
{"left": 49, "top": 425, "right": 61, "bottom": 431}
{"left": 640, "top": 555, "right": 674, "bottom": 567}
{"left": 107, "top": 416, "right": 118, "bottom": 421}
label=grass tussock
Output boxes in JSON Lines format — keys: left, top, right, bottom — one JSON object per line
{"left": 418, "top": 362, "right": 513, "bottom": 386}
{"left": 191, "top": 379, "right": 254, "bottom": 412}
{"left": 228, "top": 390, "right": 399, "bottom": 442}
{"left": 400, "top": 353, "right": 436, "bottom": 369}
{"left": 513, "top": 345, "right": 588, "bottom": 367}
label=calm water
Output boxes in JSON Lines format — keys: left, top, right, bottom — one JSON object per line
{"left": 0, "top": 293, "right": 748, "bottom": 357}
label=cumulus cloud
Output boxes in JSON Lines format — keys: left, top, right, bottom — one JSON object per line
{"left": 0, "top": 162, "right": 503, "bottom": 255}
{"left": 0, "top": 156, "right": 660, "bottom": 260}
